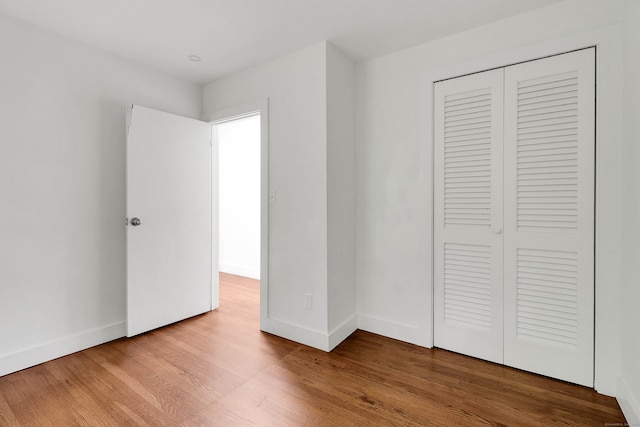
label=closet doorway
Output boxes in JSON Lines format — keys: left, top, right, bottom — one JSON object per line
{"left": 433, "top": 48, "right": 595, "bottom": 387}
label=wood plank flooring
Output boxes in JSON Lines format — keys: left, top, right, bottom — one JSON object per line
{"left": 0, "top": 273, "right": 626, "bottom": 426}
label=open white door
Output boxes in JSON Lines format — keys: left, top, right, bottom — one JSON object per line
{"left": 126, "top": 105, "right": 212, "bottom": 337}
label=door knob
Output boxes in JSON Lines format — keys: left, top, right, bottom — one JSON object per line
{"left": 131, "top": 217, "right": 142, "bottom": 226}
{"left": 493, "top": 227, "right": 502, "bottom": 234}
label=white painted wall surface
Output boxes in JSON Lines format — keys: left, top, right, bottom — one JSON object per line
{"left": 203, "top": 43, "right": 331, "bottom": 345}
{"left": 0, "top": 3, "right": 636, "bottom": 415}
{"left": 204, "top": 42, "right": 357, "bottom": 350}
{"left": 355, "top": 0, "right": 624, "bottom": 396}
{"left": 217, "top": 115, "right": 261, "bottom": 280}
{"left": 0, "top": 13, "right": 201, "bottom": 376}
{"left": 326, "top": 44, "right": 357, "bottom": 345}
{"left": 620, "top": 0, "right": 640, "bottom": 423}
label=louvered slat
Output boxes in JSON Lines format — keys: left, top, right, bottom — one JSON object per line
{"left": 437, "top": 48, "right": 594, "bottom": 386}
{"left": 435, "top": 67, "right": 504, "bottom": 365}
{"left": 516, "top": 71, "right": 579, "bottom": 232}
{"left": 444, "top": 243, "right": 492, "bottom": 330}
{"left": 444, "top": 88, "right": 492, "bottom": 228}
{"left": 516, "top": 248, "right": 578, "bottom": 348}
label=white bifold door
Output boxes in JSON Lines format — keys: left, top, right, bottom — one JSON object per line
{"left": 126, "top": 105, "right": 212, "bottom": 337}
{"left": 434, "top": 48, "right": 595, "bottom": 387}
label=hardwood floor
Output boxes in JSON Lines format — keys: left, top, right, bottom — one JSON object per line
{"left": 0, "top": 273, "right": 626, "bottom": 426}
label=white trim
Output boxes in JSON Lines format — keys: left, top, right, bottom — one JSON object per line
{"left": 210, "top": 124, "right": 220, "bottom": 310}
{"left": 0, "top": 322, "right": 125, "bottom": 377}
{"left": 262, "top": 317, "right": 331, "bottom": 351}
{"left": 420, "top": 24, "right": 618, "bottom": 83}
{"left": 261, "top": 315, "right": 356, "bottom": 352}
{"left": 205, "top": 99, "right": 270, "bottom": 329}
{"left": 203, "top": 101, "right": 264, "bottom": 124}
{"left": 219, "top": 263, "right": 260, "bottom": 280}
{"left": 328, "top": 315, "right": 358, "bottom": 351}
{"left": 358, "top": 314, "right": 431, "bottom": 348}
{"left": 422, "top": 24, "right": 623, "bottom": 395}
{"left": 617, "top": 377, "right": 640, "bottom": 426}
{"left": 419, "top": 65, "right": 435, "bottom": 349}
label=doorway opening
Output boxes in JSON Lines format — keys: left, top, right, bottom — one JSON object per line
{"left": 216, "top": 114, "right": 260, "bottom": 279}
{"left": 211, "top": 110, "right": 265, "bottom": 316}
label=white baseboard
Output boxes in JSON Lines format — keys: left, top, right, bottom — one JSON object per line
{"left": 618, "top": 377, "right": 640, "bottom": 426}
{"left": 261, "top": 315, "right": 356, "bottom": 352}
{"left": 328, "top": 315, "right": 358, "bottom": 351}
{"left": 0, "top": 322, "right": 126, "bottom": 377}
{"left": 261, "top": 317, "right": 332, "bottom": 351}
{"left": 357, "top": 314, "right": 431, "bottom": 348}
{"left": 219, "top": 263, "right": 260, "bottom": 280}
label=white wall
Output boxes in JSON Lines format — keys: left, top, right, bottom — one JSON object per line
{"left": 1, "top": 3, "right": 635, "bottom": 416}
{"left": 619, "top": 0, "right": 640, "bottom": 423}
{"left": 217, "top": 115, "right": 261, "bottom": 280}
{"left": 203, "top": 42, "right": 357, "bottom": 350}
{"left": 355, "top": 0, "right": 624, "bottom": 397}
{"left": 326, "top": 44, "right": 357, "bottom": 346}
{"left": 0, "top": 13, "right": 201, "bottom": 376}
{"left": 204, "top": 43, "right": 331, "bottom": 346}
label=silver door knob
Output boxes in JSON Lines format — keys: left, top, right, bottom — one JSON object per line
{"left": 493, "top": 227, "right": 502, "bottom": 234}
{"left": 131, "top": 217, "right": 142, "bottom": 226}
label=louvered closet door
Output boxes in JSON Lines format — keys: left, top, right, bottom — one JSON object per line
{"left": 433, "top": 69, "right": 505, "bottom": 364}
{"left": 502, "top": 48, "right": 595, "bottom": 386}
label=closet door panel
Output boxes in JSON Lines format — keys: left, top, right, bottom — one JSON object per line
{"left": 502, "top": 48, "right": 595, "bottom": 386}
{"left": 434, "top": 69, "right": 504, "bottom": 364}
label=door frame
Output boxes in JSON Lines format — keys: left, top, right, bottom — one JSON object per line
{"left": 432, "top": 49, "right": 596, "bottom": 386}
{"left": 204, "top": 99, "right": 269, "bottom": 325}
{"left": 421, "top": 25, "right": 623, "bottom": 394}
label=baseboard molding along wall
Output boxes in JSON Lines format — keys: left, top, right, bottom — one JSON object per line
{"left": 0, "top": 322, "right": 126, "bottom": 377}
{"left": 219, "top": 263, "right": 260, "bottom": 280}
{"left": 357, "top": 314, "right": 431, "bottom": 348}
{"left": 261, "top": 315, "right": 357, "bottom": 352}
{"left": 617, "top": 377, "right": 640, "bottom": 426}
{"left": 328, "top": 315, "right": 358, "bottom": 351}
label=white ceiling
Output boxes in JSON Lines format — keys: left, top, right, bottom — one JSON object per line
{"left": 0, "top": 0, "right": 563, "bottom": 84}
